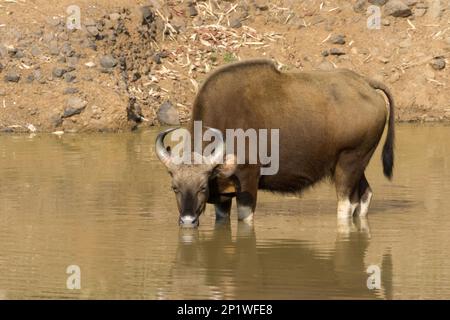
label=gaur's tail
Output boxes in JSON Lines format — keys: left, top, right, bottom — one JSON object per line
{"left": 367, "top": 79, "right": 395, "bottom": 180}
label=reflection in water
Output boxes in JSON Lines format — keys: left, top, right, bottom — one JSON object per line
{"left": 0, "top": 125, "right": 449, "bottom": 299}
{"left": 169, "top": 219, "right": 389, "bottom": 299}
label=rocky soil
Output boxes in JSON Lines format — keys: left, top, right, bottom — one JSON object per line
{"left": 0, "top": 0, "right": 449, "bottom": 133}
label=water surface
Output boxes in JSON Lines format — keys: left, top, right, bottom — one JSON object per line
{"left": 0, "top": 125, "right": 449, "bottom": 299}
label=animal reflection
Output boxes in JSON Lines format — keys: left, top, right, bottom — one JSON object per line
{"left": 163, "top": 218, "right": 393, "bottom": 299}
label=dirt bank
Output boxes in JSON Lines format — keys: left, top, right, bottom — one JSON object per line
{"left": 0, "top": 0, "right": 449, "bottom": 133}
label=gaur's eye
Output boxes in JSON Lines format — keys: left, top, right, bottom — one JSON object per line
{"left": 199, "top": 187, "right": 207, "bottom": 194}
{"left": 172, "top": 186, "right": 179, "bottom": 193}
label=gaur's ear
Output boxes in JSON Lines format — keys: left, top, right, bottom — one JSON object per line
{"left": 213, "top": 154, "right": 237, "bottom": 178}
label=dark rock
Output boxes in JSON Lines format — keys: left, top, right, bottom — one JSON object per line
{"left": 14, "top": 50, "right": 24, "bottom": 59}
{"left": 26, "top": 73, "right": 34, "bottom": 83}
{"left": 131, "top": 71, "right": 141, "bottom": 82}
{"left": 369, "top": 0, "right": 388, "bottom": 5}
{"left": 64, "top": 72, "right": 76, "bottom": 83}
{"left": 153, "top": 51, "right": 169, "bottom": 64}
{"left": 329, "top": 34, "right": 346, "bottom": 45}
{"left": 153, "top": 53, "right": 162, "bottom": 64}
{"left": 0, "top": 127, "right": 15, "bottom": 133}
{"left": 100, "top": 55, "right": 118, "bottom": 68}
{"left": 127, "top": 96, "right": 142, "bottom": 122}
{"left": 329, "top": 48, "right": 346, "bottom": 56}
{"left": 353, "top": 0, "right": 367, "bottom": 13}
{"left": 4, "top": 70, "right": 21, "bottom": 82}
{"left": 321, "top": 50, "right": 330, "bottom": 57}
{"left": 430, "top": 57, "right": 446, "bottom": 70}
{"left": 52, "top": 67, "right": 67, "bottom": 78}
{"left": 157, "top": 101, "right": 180, "bottom": 125}
{"left": 63, "top": 97, "right": 87, "bottom": 118}
{"left": 254, "top": 1, "right": 269, "bottom": 11}
{"left": 63, "top": 87, "right": 79, "bottom": 95}
{"left": 60, "top": 42, "right": 75, "bottom": 57}
{"left": 141, "top": 6, "right": 155, "bottom": 24}
{"left": 384, "top": 0, "right": 412, "bottom": 17}
{"left": 188, "top": 4, "right": 198, "bottom": 17}
{"left": 230, "top": 18, "right": 242, "bottom": 29}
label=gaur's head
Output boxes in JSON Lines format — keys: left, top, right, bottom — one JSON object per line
{"left": 155, "top": 128, "right": 236, "bottom": 227}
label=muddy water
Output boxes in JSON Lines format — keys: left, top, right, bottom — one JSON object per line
{"left": 0, "top": 125, "right": 449, "bottom": 299}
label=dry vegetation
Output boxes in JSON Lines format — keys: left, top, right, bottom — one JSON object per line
{"left": 0, "top": 0, "right": 449, "bottom": 132}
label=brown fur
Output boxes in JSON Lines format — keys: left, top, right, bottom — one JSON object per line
{"left": 189, "top": 59, "right": 394, "bottom": 219}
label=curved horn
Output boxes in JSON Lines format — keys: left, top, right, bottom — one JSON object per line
{"left": 155, "top": 127, "right": 179, "bottom": 168}
{"left": 204, "top": 127, "right": 225, "bottom": 166}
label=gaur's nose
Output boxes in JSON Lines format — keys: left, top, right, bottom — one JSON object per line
{"left": 179, "top": 215, "right": 199, "bottom": 227}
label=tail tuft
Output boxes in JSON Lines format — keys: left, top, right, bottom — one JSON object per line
{"left": 382, "top": 138, "right": 394, "bottom": 179}
{"left": 367, "top": 79, "right": 395, "bottom": 180}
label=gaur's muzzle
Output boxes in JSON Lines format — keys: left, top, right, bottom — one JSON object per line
{"left": 179, "top": 215, "right": 199, "bottom": 227}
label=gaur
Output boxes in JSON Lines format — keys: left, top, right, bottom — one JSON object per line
{"left": 155, "top": 59, "right": 395, "bottom": 227}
